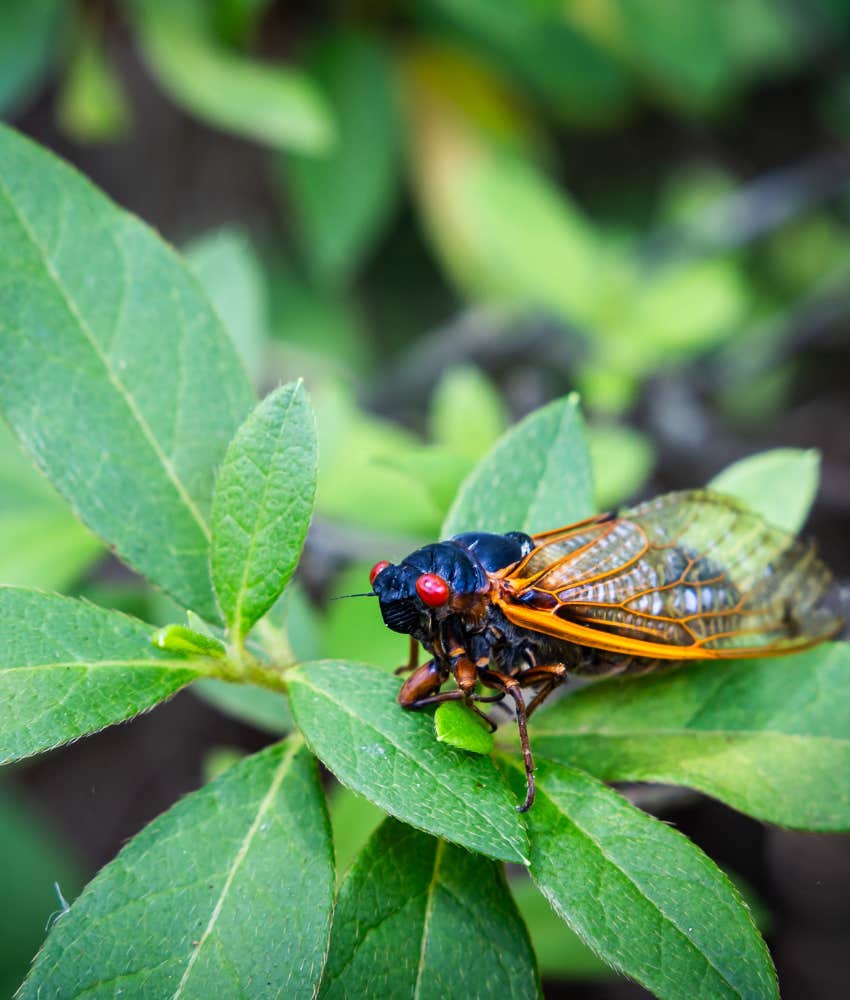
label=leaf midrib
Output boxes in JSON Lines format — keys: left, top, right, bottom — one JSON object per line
{"left": 170, "top": 738, "right": 301, "bottom": 999}
{"left": 0, "top": 659, "right": 204, "bottom": 674}
{"left": 0, "top": 170, "right": 211, "bottom": 542}
{"left": 530, "top": 726, "right": 849, "bottom": 747}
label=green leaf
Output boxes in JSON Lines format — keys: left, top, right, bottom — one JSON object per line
{"left": 19, "top": 739, "right": 335, "bottom": 999}
{"left": 429, "top": 364, "right": 508, "bottom": 462}
{"left": 0, "top": 125, "right": 255, "bottom": 622}
{"left": 502, "top": 757, "right": 778, "bottom": 999}
{"left": 56, "top": 18, "right": 131, "bottom": 143}
{"left": 320, "top": 818, "right": 541, "bottom": 1000}
{"left": 130, "top": 0, "right": 334, "bottom": 152}
{"left": 709, "top": 448, "right": 821, "bottom": 533}
{"left": 443, "top": 392, "right": 593, "bottom": 536}
{"left": 152, "top": 624, "right": 226, "bottom": 659}
{"left": 530, "top": 644, "right": 850, "bottom": 830}
{"left": 211, "top": 381, "right": 317, "bottom": 643}
{"left": 283, "top": 29, "right": 401, "bottom": 286}
{"left": 0, "top": 588, "right": 203, "bottom": 763}
{"left": 434, "top": 701, "right": 494, "bottom": 754}
{"left": 288, "top": 660, "right": 529, "bottom": 863}
{"left": 0, "top": 422, "right": 102, "bottom": 591}
{"left": 185, "top": 226, "right": 267, "bottom": 383}
{"left": 0, "top": 0, "right": 65, "bottom": 115}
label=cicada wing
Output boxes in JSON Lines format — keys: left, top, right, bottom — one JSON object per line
{"left": 498, "top": 490, "right": 842, "bottom": 659}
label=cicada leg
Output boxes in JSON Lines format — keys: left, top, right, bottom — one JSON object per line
{"left": 479, "top": 668, "right": 536, "bottom": 812}
{"left": 517, "top": 663, "right": 569, "bottom": 717}
{"left": 394, "top": 636, "right": 421, "bottom": 676}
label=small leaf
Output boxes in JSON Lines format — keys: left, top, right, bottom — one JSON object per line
{"left": 283, "top": 28, "right": 401, "bottom": 286}
{"left": 709, "top": 448, "right": 820, "bottom": 533}
{"left": 185, "top": 226, "right": 267, "bottom": 383}
{"left": 211, "top": 381, "right": 317, "bottom": 643}
{"left": 130, "top": 0, "right": 333, "bottom": 153}
{"left": 152, "top": 623, "right": 226, "bottom": 659}
{"left": 434, "top": 701, "right": 494, "bottom": 754}
{"left": 320, "top": 818, "right": 541, "bottom": 1000}
{"left": 19, "top": 739, "right": 335, "bottom": 999}
{"left": 288, "top": 660, "right": 529, "bottom": 863}
{"left": 0, "top": 125, "right": 255, "bottom": 622}
{"left": 502, "top": 757, "right": 778, "bottom": 999}
{"left": 530, "top": 644, "right": 850, "bottom": 830}
{"left": 443, "top": 393, "right": 593, "bottom": 536}
{"left": 429, "top": 364, "right": 508, "bottom": 462}
{"left": 0, "top": 588, "right": 203, "bottom": 763}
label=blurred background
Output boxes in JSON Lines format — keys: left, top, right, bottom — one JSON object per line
{"left": 2, "top": 1, "right": 850, "bottom": 996}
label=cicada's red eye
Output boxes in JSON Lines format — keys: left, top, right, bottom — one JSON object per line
{"left": 369, "top": 561, "right": 390, "bottom": 586}
{"left": 416, "top": 573, "right": 451, "bottom": 607}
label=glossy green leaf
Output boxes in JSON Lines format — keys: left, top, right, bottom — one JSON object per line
{"left": 152, "top": 624, "right": 226, "bottom": 659}
{"left": 283, "top": 29, "right": 401, "bottom": 286}
{"left": 0, "top": 0, "right": 65, "bottom": 115}
{"left": 443, "top": 393, "right": 593, "bottom": 536}
{"left": 531, "top": 644, "right": 850, "bottom": 830}
{"left": 0, "top": 588, "right": 203, "bottom": 763}
{"left": 56, "top": 19, "right": 131, "bottom": 143}
{"left": 0, "top": 125, "right": 255, "bottom": 621}
{"left": 0, "top": 421, "right": 101, "bottom": 591}
{"left": 320, "top": 818, "right": 541, "bottom": 1000}
{"left": 429, "top": 364, "right": 508, "bottom": 462}
{"left": 20, "top": 739, "right": 334, "bottom": 999}
{"left": 130, "top": 0, "right": 334, "bottom": 152}
{"left": 434, "top": 701, "right": 494, "bottom": 754}
{"left": 185, "top": 227, "right": 266, "bottom": 383}
{"left": 502, "top": 757, "right": 777, "bottom": 999}
{"left": 211, "top": 381, "right": 317, "bottom": 643}
{"left": 288, "top": 660, "right": 529, "bottom": 863}
{"left": 709, "top": 448, "right": 820, "bottom": 533}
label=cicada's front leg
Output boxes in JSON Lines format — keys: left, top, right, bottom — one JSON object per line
{"left": 397, "top": 659, "right": 448, "bottom": 706}
{"left": 394, "top": 635, "right": 421, "bottom": 676}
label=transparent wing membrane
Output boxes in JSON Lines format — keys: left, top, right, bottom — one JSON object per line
{"left": 498, "top": 491, "right": 842, "bottom": 659}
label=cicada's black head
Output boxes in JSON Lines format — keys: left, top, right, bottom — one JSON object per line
{"left": 369, "top": 530, "right": 533, "bottom": 640}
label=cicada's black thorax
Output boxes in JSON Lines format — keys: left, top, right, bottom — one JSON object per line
{"left": 372, "top": 530, "right": 533, "bottom": 639}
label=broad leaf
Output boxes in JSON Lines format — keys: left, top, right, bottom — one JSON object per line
{"left": 185, "top": 226, "right": 267, "bottom": 383}
{"left": 19, "top": 739, "right": 334, "bottom": 999}
{"left": 211, "top": 381, "right": 317, "bottom": 642}
{"left": 530, "top": 644, "right": 850, "bottom": 830}
{"left": 129, "top": 0, "right": 334, "bottom": 153}
{"left": 709, "top": 447, "right": 820, "bottom": 533}
{"left": 443, "top": 393, "right": 593, "bottom": 536}
{"left": 0, "top": 125, "right": 255, "bottom": 621}
{"left": 320, "top": 818, "right": 540, "bottom": 999}
{"left": 288, "top": 661, "right": 529, "bottom": 863}
{"left": 0, "top": 588, "right": 202, "bottom": 763}
{"left": 502, "top": 757, "right": 777, "bottom": 999}
{"left": 283, "top": 28, "right": 401, "bottom": 286}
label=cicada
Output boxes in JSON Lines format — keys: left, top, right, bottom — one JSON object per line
{"left": 370, "top": 491, "right": 842, "bottom": 812}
